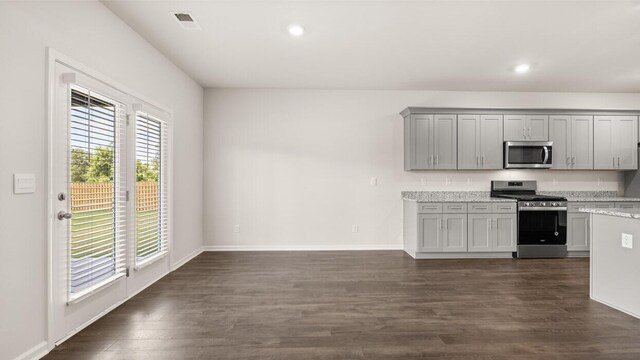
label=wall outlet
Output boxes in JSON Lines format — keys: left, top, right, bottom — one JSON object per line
{"left": 370, "top": 177, "right": 377, "bottom": 186}
{"left": 445, "top": 177, "right": 452, "bottom": 185}
{"left": 467, "top": 177, "right": 472, "bottom": 185}
{"left": 352, "top": 224, "right": 359, "bottom": 233}
{"left": 622, "top": 233, "right": 633, "bottom": 249}
{"left": 420, "top": 178, "right": 427, "bottom": 186}
{"left": 234, "top": 224, "right": 240, "bottom": 233}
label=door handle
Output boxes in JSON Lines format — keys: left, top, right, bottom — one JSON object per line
{"left": 542, "top": 146, "right": 549, "bottom": 164}
{"left": 57, "top": 211, "right": 72, "bottom": 220}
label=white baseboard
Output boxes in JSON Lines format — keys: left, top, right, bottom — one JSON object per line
{"left": 13, "top": 341, "right": 48, "bottom": 360}
{"left": 203, "top": 245, "right": 403, "bottom": 251}
{"left": 171, "top": 246, "right": 204, "bottom": 271}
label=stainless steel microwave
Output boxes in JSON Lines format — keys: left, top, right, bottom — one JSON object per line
{"left": 504, "top": 141, "right": 553, "bottom": 169}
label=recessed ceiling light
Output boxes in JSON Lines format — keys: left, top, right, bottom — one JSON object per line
{"left": 288, "top": 24, "right": 305, "bottom": 37}
{"left": 514, "top": 63, "right": 531, "bottom": 74}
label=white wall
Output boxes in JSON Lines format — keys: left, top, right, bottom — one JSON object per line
{"left": 203, "top": 89, "right": 640, "bottom": 250}
{"left": 0, "top": 2, "right": 203, "bottom": 359}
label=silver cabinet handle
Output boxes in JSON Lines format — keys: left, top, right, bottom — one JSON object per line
{"left": 474, "top": 206, "right": 488, "bottom": 210}
{"left": 481, "top": 155, "right": 484, "bottom": 166}
{"left": 527, "top": 128, "right": 531, "bottom": 138}
{"left": 522, "top": 128, "right": 526, "bottom": 139}
{"left": 57, "top": 211, "right": 72, "bottom": 220}
{"left": 613, "top": 157, "right": 615, "bottom": 168}
{"left": 498, "top": 206, "right": 512, "bottom": 210}
{"left": 477, "top": 155, "right": 479, "bottom": 167}
{"left": 489, "top": 218, "right": 493, "bottom": 229}
{"left": 435, "top": 155, "right": 439, "bottom": 165}
{"left": 439, "top": 218, "right": 443, "bottom": 230}
{"left": 566, "top": 156, "right": 570, "bottom": 165}
{"left": 618, "top": 157, "right": 620, "bottom": 168}
{"left": 572, "top": 156, "right": 576, "bottom": 166}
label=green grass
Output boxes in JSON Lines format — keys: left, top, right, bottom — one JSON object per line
{"left": 70, "top": 208, "right": 159, "bottom": 260}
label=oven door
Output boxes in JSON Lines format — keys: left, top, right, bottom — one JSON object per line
{"left": 504, "top": 142, "right": 553, "bottom": 169}
{"left": 518, "top": 209, "right": 567, "bottom": 245}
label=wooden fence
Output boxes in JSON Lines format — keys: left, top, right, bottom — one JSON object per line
{"left": 71, "top": 182, "right": 159, "bottom": 212}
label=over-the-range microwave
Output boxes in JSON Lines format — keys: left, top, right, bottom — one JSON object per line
{"left": 504, "top": 141, "right": 553, "bottom": 169}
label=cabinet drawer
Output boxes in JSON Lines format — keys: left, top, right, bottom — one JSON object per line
{"left": 614, "top": 202, "right": 640, "bottom": 209}
{"left": 467, "top": 203, "right": 492, "bottom": 213}
{"left": 417, "top": 203, "right": 442, "bottom": 214}
{"left": 568, "top": 202, "right": 615, "bottom": 213}
{"left": 443, "top": 203, "right": 467, "bottom": 213}
{"left": 492, "top": 203, "right": 517, "bottom": 213}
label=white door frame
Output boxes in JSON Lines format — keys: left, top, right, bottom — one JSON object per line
{"left": 46, "top": 48, "right": 174, "bottom": 351}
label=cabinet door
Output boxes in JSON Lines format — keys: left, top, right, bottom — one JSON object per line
{"left": 526, "top": 115, "right": 549, "bottom": 141}
{"left": 409, "top": 115, "right": 434, "bottom": 170}
{"left": 567, "top": 213, "right": 589, "bottom": 251}
{"left": 418, "top": 214, "right": 442, "bottom": 252}
{"left": 457, "top": 115, "right": 480, "bottom": 169}
{"left": 549, "top": 115, "right": 571, "bottom": 169}
{"left": 433, "top": 114, "right": 457, "bottom": 169}
{"left": 467, "top": 214, "right": 492, "bottom": 252}
{"left": 571, "top": 116, "right": 593, "bottom": 169}
{"left": 614, "top": 116, "right": 638, "bottom": 170}
{"left": 480, "top": 115, "right": 503, "bottom": 169}
{"left": 503, "top": 115, "right": 526, "bottom": 141}
{"left": 493, "top": 214, "right": 517, "bottom": 251}
{"left": 594, "top": 116, "right": 615, "bottom": 169}
{"left": 442, "top": 214, "right": 467, "bottom": 252}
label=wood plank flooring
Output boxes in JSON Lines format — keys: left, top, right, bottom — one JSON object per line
{"left": 43, "top": 251, "right": 640, "bottom": 359}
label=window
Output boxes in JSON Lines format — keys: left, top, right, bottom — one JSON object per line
{"left": 68, "top": 86, "right": 127, "bottom": 298}
{"left": 134, "top": 112, "right": 169, "bottom": 267}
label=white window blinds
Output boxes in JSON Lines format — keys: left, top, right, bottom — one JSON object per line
{"left": 134, "top": 112, "right": 169, "bottom": 267}
{"left": 68, "top": 85, "right": 127, "bottom": 300}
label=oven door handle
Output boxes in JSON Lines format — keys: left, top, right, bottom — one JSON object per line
{"left": 519, "top": 207, "right": 567, "bottom": 211}
{"left": 542, "top": 146, "right": 549, "bottom": 164}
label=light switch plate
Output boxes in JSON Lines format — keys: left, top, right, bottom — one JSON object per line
{"left": 622, "top": 233, "right": 633, "bottom": 249}
{"left": 13, "top": 173, "right": 36, "bottom": 194}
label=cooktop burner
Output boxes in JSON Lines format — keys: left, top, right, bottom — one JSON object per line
{"left": 491, "top": 194, "right": 567, "bottom": 202}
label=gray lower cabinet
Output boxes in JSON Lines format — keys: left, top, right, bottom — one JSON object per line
{"left": 404, "top": 114, "right": 457, "bottom": 170}
{"left": 468, "top": 214, "right": 517, "bottom": 252}
{"left": 567, "top": 213, "right": 589, "bottom": 251}
{"left": 457, "top": 114, "right": 503, "bottom": 169}
{"left": 417, "top": 213, "right": 467, "bottom": 252}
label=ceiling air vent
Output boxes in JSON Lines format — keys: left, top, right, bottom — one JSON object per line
{"left": 172, "top": 12, "right": 200, "bottom": 30}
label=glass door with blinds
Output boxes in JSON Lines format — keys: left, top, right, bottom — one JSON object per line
{"left": 51, "top": 61, "right": 171, "bottom": 343}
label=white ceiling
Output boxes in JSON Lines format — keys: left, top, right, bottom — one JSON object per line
{"left": 102, "top": 0, "right": 640, "bottom": 92}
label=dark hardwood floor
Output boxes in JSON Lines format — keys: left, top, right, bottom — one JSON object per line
{"left": 43, "top": 251, "right": 640, "bottom": 359}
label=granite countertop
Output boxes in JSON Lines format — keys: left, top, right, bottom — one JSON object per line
{"left": 540, "top": 191, "right": 640, "bottom": 202}
{"left": 401, "top": 191, "right": 516, "bottom": 203}
{"left": 579, "top": 207, "right": 640, "bottom": 219}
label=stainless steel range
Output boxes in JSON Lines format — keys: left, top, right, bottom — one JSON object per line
{"left": 490, "top": 180, "right": 567, "bottom": 258}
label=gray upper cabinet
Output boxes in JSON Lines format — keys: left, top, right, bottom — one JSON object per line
{"left": 549, "top": 115, "right": 593, "bottom": 169}
{"left": 594, "top": 116, "right": 638, "bottom": 170}
{"left": 433, "top": 115, "right": 458, "bottom": 169}
{"left": 480, "top": 115, "right": 504, "bottom": 169}
{"left": 504, "top": 115, "right": 548, "bottom": 141}
{"left": 404, "top": 114, "right": 457, "bottom": 170}
{"left": 503, "top": 115, "right": 526, "bottom": 141}
{"left": 457, "top": 114, "right": 503, "bottom": 169}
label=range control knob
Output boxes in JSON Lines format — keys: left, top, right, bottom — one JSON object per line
{"left": 540, "top": 202, "right": 547, "bottom": 206}
{"left": 551, "top": 202, "right": 558, "bottom": 207}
